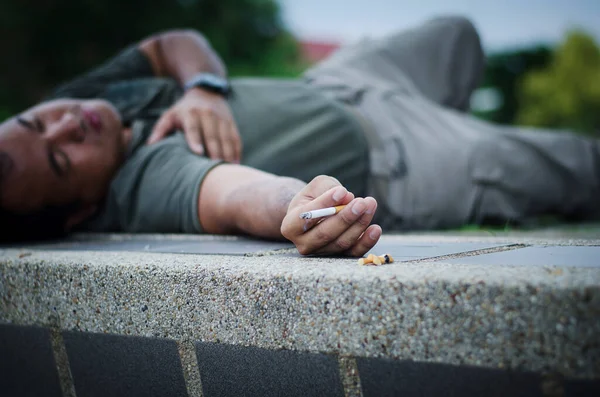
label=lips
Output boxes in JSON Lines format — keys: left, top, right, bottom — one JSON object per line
{"left": 82, "top": 108, "right": 103, "bottom": 133}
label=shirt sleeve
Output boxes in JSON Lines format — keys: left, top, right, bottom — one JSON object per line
{"left": 49, "top": 45, "right": 155, "bottom": 100}
{"left": 82, "top": 134, "right": 223, "bottom": 234}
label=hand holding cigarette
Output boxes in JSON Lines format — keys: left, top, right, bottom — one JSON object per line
{"left": 281, "top": 175, "right": 382, "bottom": 256}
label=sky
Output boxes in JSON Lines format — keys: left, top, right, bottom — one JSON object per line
{"left": 280, "top": 0, "right": 600, "bottom": 52}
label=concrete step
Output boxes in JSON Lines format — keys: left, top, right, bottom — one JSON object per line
{"left": 1, "top": 233, "right": 599, "bottom": 396}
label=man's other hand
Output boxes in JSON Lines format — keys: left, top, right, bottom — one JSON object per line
{"left": 147, "top": 88, "right": 242, "bottom": 163}
{"left": 281, "top": 175, "right": 382, "bottom": 256}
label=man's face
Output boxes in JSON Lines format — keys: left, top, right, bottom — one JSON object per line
{"left": 0, "top": 98, "right": 127, "bottom": 214}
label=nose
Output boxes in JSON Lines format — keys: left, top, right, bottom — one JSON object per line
{"left": 46, "top": 111, "right": 85, "bottom": 145}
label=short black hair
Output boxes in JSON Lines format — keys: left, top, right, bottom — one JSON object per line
{"left": 0, "top": 205, "right": 75, "bottom": 242}
{"left": 0, "top": 150, "right": 76, "bottom": 242}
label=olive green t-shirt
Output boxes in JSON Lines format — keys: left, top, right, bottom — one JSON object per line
{"left": 50, "top": 46, "right": 368, "bottom": 233}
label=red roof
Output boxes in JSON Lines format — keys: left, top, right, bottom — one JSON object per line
{"left": 299, "top": 40, "right": 340, "bottom": 63}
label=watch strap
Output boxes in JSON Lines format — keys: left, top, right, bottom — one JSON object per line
{"left": 183, "top": 73, "right": 231, "bottom": 96}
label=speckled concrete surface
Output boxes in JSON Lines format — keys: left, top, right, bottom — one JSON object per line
{"left": 1, "top": 234, "right": 599, "bottom": 379}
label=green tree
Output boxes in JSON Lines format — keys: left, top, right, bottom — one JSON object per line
{"left": 516, "top": 31, "right": 600, "bottom": 135}
{"left": 473, "top": 46, "right": 552, "bottom": 124}
{"left": 0, "top": 0, "right": 302, "bottom": 116}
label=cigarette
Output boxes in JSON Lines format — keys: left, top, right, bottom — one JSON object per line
{"left": 299, "top": 205, "right": 346, "bottom": 220}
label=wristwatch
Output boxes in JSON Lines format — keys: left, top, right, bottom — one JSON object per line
{"left": 183, "top": 73, "right": 231, "bottom": 96}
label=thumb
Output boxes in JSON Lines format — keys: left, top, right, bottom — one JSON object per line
{"left": 290, "top": 175, "right": 352, "bottom": 209}
{"left": 147, "top": 111, "right": 175, "bottom": 145}
{"left": 297, "top": 185, "right": 354, "bottom": 213}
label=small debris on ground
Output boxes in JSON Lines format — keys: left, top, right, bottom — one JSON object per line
{"left": 358, "top": 254, "right": 394, "bottom": 266}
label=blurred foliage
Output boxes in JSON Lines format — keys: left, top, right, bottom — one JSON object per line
{"left": 475, "top": 30, "right": 600, "bottom": 136}
{"left": 2, "top": 1, "right": 597, "bottom": 135}
{"left": 516, "top": 31, "right": 600, "bottom": 135}
{"left": 0, "top": 0, "right": 303, "bottom": 116}
{"left": 473, "top": 46, "right": 552, "bottom": 124}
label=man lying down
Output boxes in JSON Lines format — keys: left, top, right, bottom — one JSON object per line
{"left": 1, "top": 17, "right": 598, "bottom": 256}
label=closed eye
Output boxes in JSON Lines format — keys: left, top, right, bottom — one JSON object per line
{"left": 16, "top": 116, "right": 44, "bottom": 133}
{"left": 17, "top": 117, "right": 36, "bottom": 131}
{"left": 17, "top": 116, "right": 69, "bottom": 176}
{"left": 49, "top": 149, "right": 70, "bottom": 176}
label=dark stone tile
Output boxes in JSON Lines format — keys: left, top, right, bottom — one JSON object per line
{"left": 195, "top": 342, "right": 344, "bottom": 397}
{"left": 14, "top": 236, "right": 292, "bottom": 255}
{"left": 368, "top": 241, "right": 510, "bottom": 262}
{"left": 286, "top": 242, "right": 510, "bottom": 261}
{"left": 446, "top": 246, "right": 600, "bottom": 268}
{"left": 565, "top": 378, "right": 600, "bottom": 396}
{"left": 63, "top": 331, "right": 187, "bottom": 397}
{"left": 0, "top": 323, "right": 62, "bottom": 397}
{"left": 357, "top": 358, "right": 542, "bottom": 397}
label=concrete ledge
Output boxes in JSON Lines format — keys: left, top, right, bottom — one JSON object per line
{"left": 1, "top": 233, "right": 600, "bottom": 396}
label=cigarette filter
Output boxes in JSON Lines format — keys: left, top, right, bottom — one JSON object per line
{"left": 358, "top": 254, "right": 394, "bottom": 266}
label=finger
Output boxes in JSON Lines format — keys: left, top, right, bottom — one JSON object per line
{"left": 346, "top": 224, "right": 382, "bottom": 257}
{"left": 297, "top": 197, "right": 376, "bottom": 254}
{"left": 312, "top": 197, "right": 378, "bottom": 255}
{"left": 200, "top": 111, "right": 222, "bottom": 159}
{"left": 147, "top": 111, "right": 175, "bottom": 144}
{"left": 231, "top": 122, "right": 242, "bottom": 164}
{"left": 182, "top": 112, "right": 205, "bottom": 155}
{"left": 219, "top": 120, "right": 236, "bottom": 163}
{"left": 302, "top": 182, "right": 353, "bottom": 211}
{"left": 292, "top": 175, "right": 344, "bottom": 206}
{"left": 289, "top": 186, "right": 355, "bottom": 237}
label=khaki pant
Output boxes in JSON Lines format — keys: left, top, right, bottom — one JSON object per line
{"left": 304, "top": 16, "right": 600, "bottom": 230}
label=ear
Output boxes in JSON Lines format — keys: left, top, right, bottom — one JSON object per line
{"left": 65, "top": 204, "right": 97, "bottom": 231}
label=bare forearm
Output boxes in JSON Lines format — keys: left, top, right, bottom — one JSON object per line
{"left": 198, "top": 166, "right": 383, "bottom": 256}
{"left": 227, "top": 177, "right": 307, "bottom": 240}
{"left": 198, "top": 165, "right": 306, "bottom": 240}
{"left": 140, "top": 30, "right": 226, "bottom": 84}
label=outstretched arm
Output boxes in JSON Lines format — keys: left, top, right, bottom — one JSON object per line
{"left": 199, "top": 165, "right": 382, "bottom": 256}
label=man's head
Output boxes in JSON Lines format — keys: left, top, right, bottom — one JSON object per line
{"left": 0, "top": 98, "right": 129, "bottom": 240}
